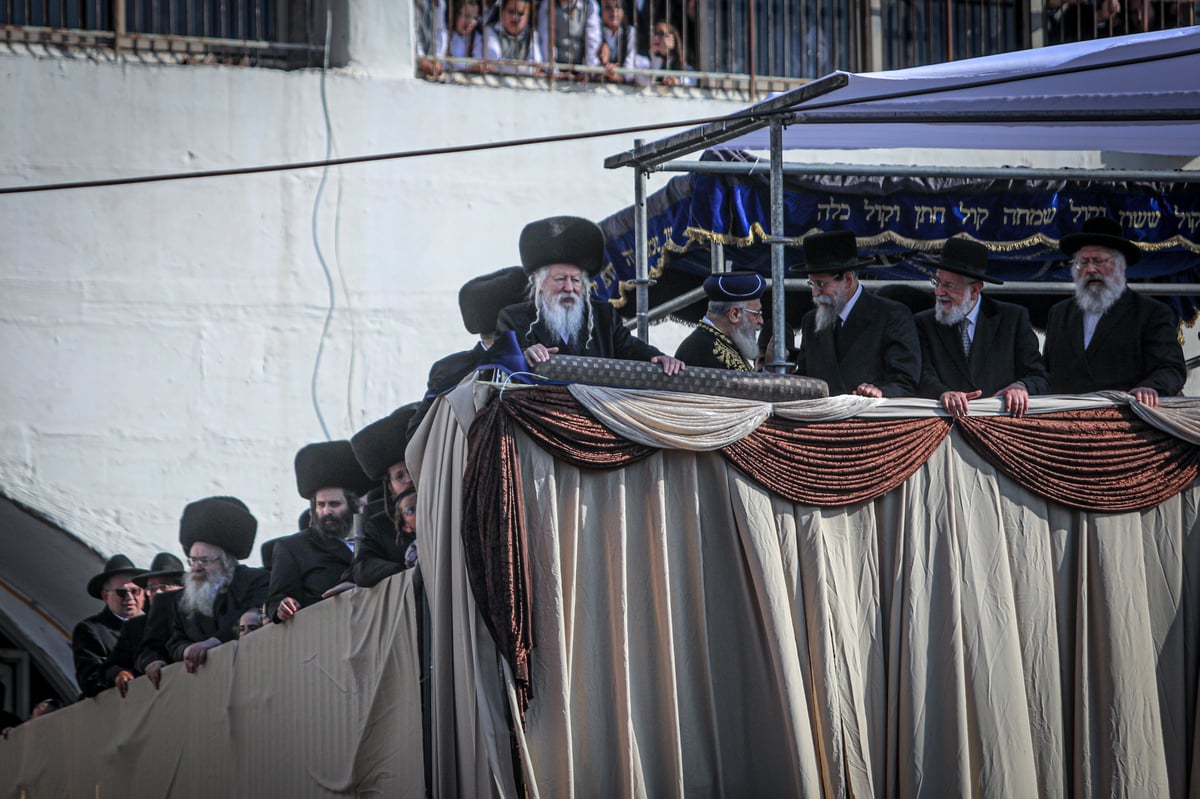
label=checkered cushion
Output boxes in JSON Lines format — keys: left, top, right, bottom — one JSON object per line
{"left": 534, "top": 355, "right": 828, "bottom": 402}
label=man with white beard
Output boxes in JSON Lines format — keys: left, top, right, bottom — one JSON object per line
{"left": 148, "top": 496, "right": 268, "bottom": 681}
{"left": 674, "top": 271, "right": 766, "bottom": 371}
{"left": 791, "top": 230, "right": 920, "bottom": 397}
{"left": 1044, "top": 217, "right": 1185, "bottom": 407}
{"left": 914, "top": 236, "right": 1048, "bottom": 417}
{"left": 497, "top": 215, "right": 685, "bottom": 375}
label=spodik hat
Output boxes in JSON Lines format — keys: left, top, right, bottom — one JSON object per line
{"left": 87, "top": 554, "right": 146, "bottom": 599}
{"left": 519, "top": 216, "right": 606, "bottom": 276}
{"left": 1059, "top": 216, "right": 1141, "bottom": 265}
{"left": 460, "top": 267, "right": 531, "bottom": 334}
{"left": 789, "top": 230, "right": 876, "bottom": 274}
{"left": 179, "top": 496, "right": 258, "bottom": 561}
{"left": 294, "top": 440, "right": 374, "bottom": 499}
{"left": 916, "top": 236, "right": 1003, "bottom": 285}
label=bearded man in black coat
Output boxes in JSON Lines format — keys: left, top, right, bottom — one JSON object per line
{"left": 675, "top": 271, "right": 766, "bottom": 371}
{"left": 497, "top": 215, "right": 684, "bottom": 375}
{"left": 72, "top": 554, "right": 145, "bottom": 698}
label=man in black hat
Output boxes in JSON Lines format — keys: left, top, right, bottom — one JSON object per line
{"left": 268, "top": 441, "right": 374, "bottom": 622}
{"left": 674, "top": 271, "right": 766, "bottom": 371}
{"left": 409, "top": 266, "right": 532, "bottom": 436}
{"left": 914, "top": 236, "right": 1048, "bottom": 417}
{"left": 72, "top": 554, "right": 146, "bottom": 697}
{"left": 351, "top": 406, "right": 421, "bottom": 588}
{"left": 792, "top": 230, "right": 921, "bottom": 397}
{"left": 1043, "top": 217, "right": 1186, "bottom": 407}
{"left": 498, "top": 215, "right": 685, "bottom": 375}
{"left": 103, "top": 552, "right": 185, "bottom": 697}
{"left": 148, "top": 496, "right": 268, "bottom": 680}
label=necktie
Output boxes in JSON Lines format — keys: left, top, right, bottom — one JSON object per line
{"left": 958, "top": 319, "right": 971, "bottom": 357}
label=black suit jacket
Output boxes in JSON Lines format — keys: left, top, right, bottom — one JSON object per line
{"left": 498, "top": 301, "right": 664, "bottom": 362}
{"left": 351, "top": 502, "right": 414, "bottom": 589}
{"left": 409, "top": 344, "right": 487, "bottom": 437}
{"left": 795, "top": 289, "right": 921, "bottom": 397}
{"left": 1043, "top": 289, "right": 1186, "bottom": 395}
{"left": 100, "top": 613, "right": 148, "bottom": 685}
{"left": 72, "top": 608, "right": 126, "bottom": 698}
{"left": 915, "top": 297, "right": 1049, "bottom": 398}
{"left": 267, "top": 528, "right": 354, "bottom": 621}
{"left": 135, "top": 589, "right": 179, "bottom": 671}
{"left": 674, "top": 322, "right": 754, "bottom": 370}
{"left": 164, "top": 565, "right": 270, "bottom": 661}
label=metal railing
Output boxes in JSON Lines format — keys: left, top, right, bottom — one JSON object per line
{"left": 1, "top": 0, "right": 327, "bottom": 68}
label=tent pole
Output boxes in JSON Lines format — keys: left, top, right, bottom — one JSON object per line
{"left": 768, "top": 116, "right": 788, "bottom": 374}
{"left": 634, "top": 139, "right": 651, "bottom": 342}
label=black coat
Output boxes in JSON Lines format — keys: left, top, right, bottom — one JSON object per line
{"left": 409, "top": 344, "right": 488, "bottom": 437}
{"left": 164, "top": 565, "right": 270, "bottom": 661}
{"left": 915, "top": 297, "right": 1049, "bottom": 398}
{"left": 674, "top": 322, "right": 754, "bottom": 371}
{"left": 72, "top": 608, "right": 126, "bottom": 698}
{"left": 1043, "top": 289, "right": 1186, "bottom": 396}
{"left": 267, "top": 528, "right": 354, "bottom": 621}
{"left": 351, "top": 504, "right": 414, "bottom": 589}
{"left": 135, "top": 589, "right": 179, "bottom": 671}
{"left": 498, "top": 301, "right": 664, "bottom": 362}
{"left": 795, "top": 289, "right": 921, "bottom": 397}
{"left": 100, "top": 613, "right": 148, "bottom": 684}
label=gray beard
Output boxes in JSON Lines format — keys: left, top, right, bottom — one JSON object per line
{"left": 935, "top": 294, "right": 976, "bottom": 326}
{"left": 730, "top": 317, "right": 760, "bottom": 363}
{"left": 1074, "top": 272, "right": 1126, "bottom": 316}
{"left": 179, "top": 569, "right": 231, "bottom": 619}
{"left": 538, "top": 293, "right": 586, "bottom": 344}
{"left": 813, "top": 296, "right": 843, "bottom": 333}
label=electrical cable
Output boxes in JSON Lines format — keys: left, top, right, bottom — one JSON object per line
{"left": 309, "top": 4, "right": 336, "bottom": 440}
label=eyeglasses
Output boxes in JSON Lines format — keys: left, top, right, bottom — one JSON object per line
{"left": 736, "top": 306, "right": 764, "bottom": 318}
{"left": 929, "top": 277, "right": 968, "bottom": 292}
{"left": 1072, "top": 256, "right": 1114, "bottom": 271}
{"left": 106, "top": 587, "right": 142, "bottom": 599}
{"left": 806, "top": 274, "right": 846, "bottom": 290}
{"left": 187, "top": 555, "right": 222, "bottom": 567}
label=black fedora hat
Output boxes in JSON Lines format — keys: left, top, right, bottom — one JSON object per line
{"left": 519, "top": 216, "right": 606, "bottom": 276}
{"left": 459, "top": 267, "right": 531, "bottom": 335}
{"left": 789, "top": 230, "right": 876, "bottom": 274}
{"left": 87, "top": 554, "right": 146, "bottom": 599}
{"left": 179, "top": 496, "right": 258, "bottom": 561}
{"left": 1059, "top": 216, "right": 1141, "bottom": 265}
{"left": 132, "top": 552, "right": 185, "bottom": 588}
{"left": 916, "top": 236, "right": 1003, "bottom": 285}
{"left": 295, "top": 440, "right": 374, "bottom": 499}
{"left": 351, "top": 403, "right": 419, "bottom": 482}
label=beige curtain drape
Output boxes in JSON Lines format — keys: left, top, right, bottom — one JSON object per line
{"left": 422, "top": 383, "right": 1200, "bottom": 797}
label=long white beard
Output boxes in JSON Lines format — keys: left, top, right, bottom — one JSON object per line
{"left": 934, "top": 293, "right": 976, "bottom": 326}
{"left": 730, "top": 316, "right": 760, "bottom": 363}
{"left": 538, "top": 293, "right": 586, "bottom": 344}
{"left": 1074, "top": 271, "right": 1126, "bottom": 316}
{"left": 813, "top": 295, "right": 844, "bottom": 333}
{"left": 179, "top": 568, "right": 231, "bottom": 619}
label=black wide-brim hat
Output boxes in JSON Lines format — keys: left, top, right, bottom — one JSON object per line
{"left": 179, "top": 496, "right": 258, "bottom": 561}
{"left": 913, "top": 236, "right": 1003, "bottom": 285}
{"left": 132, "top": 552, "right": 186, "bottom": 588}
{"left": 351, "top": 403, "right": 419, "bottom": 482}
{"left": 87, "top": 553, "right": 147, "bottom": 599}
{"left": 789, "top": 230, "right": 877, "bottom": 274}
{"left": 519, "top": 216, "right": 606, "bottom": 276}
{"left": 460, "top": 267, "right": 531, "bottom": 335}
{"left": 1059, "top": 216, "right": 1142, "bottom": 265}
{"left": 295, "top": 439, "right": 374, "bottom": 499}
{"left": 702, "top": 270, "right": 767, "bottom": 301}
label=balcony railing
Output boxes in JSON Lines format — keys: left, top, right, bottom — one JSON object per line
{"left": 0, "top": 0, "right": 328, "bottom": 68}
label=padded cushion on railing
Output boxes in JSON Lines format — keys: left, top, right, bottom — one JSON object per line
{"left": 532, "top": 355, "right": 829, "bottom": 402}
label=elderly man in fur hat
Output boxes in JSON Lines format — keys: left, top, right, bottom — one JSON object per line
{"left": 146, "top": 497, "right": 268, "bottom": 681}
{"left": 675, "top": 271, "right": 766, "bottom": 371}
{"left": 792, "top": 230, "right": 921, "bottom": 397}
{"left": 268, "top": 441, "right": 375, "bottom": 622}
{"left": 914, "top": 236, "right": 1048, "bottom": 417}
{"left": 72, "top": 554, "right": 146, "bottom": 697}
{"left": 1044, "top": 217, "right": 1185, "bottom": 407}
{"left": 497, "top": 215, "right": 684, "bottom": 375}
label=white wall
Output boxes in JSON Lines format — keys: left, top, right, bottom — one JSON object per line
{"left": 0, "top": 6, "right": 743, "bottom": 565}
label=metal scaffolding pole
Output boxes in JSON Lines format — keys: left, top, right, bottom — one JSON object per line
{"left": 633, "top": 139, "right": 651, "bottom": 342}
{"left": 768, "top": 116, "right": 788, "bottom": 373}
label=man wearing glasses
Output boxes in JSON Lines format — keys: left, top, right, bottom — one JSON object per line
{"left": 1043, "top": 217, "right": 1185, "bottom": 407}
{"left": 914, "top": 236, "right": 1048, "bottom": 417}
{"left": 100, "top": 552, "right": 185, "bottom": 697}
{"left": 72, "top": 554, "right": 146, "bottom": 697}
{"left": 674, "top": 271, "right": 766, "bottom": 371}
{"left": 791, "top": 230, "right": 921, "bottom": 398}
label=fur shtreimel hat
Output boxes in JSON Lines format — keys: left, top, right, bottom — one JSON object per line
{"left": 294, "top": 440, "right": 374, "bottom": 500}
{"left": 351, "top": 404, "right": 419, "bottom": 482}
{"left": 460, "top": 267, "right": 530, "bottom": 334}
{"left": 519, "top": 216, "right": 606, "bottom": 276}
{"left": 179, "top": 496, "right": 257, "bottom": 561}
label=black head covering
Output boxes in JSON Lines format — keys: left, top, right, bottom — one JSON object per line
{"left": 519, "top": 216, "right": 606, "bottom": 276}
{"left": 294, "top": 440, "right": 374, "bottom": 499}
{"left": 87, "top": 554, "right": 146, "bottom": 600}
{"left": 789, "top": 230, "right": 876, "bottom": 274}
{"left": 351, "top": 404, "right": 419, "bottom": 482}
{"left": 179, "top": 496, "right": 258, "bottom": 561}
{"left": 703, "top": 271, "right": 767, "bottom": 301}
{"left": 1059, "top": 216, "right": 1142, "bottom": 264}
{"left": 460, "top": 267, "right": 530, "bottom": 334}
{"left": 132, "top": 552, "right": 185, "bottom": 588}
{"left": 915, "top": 236, "right": 1003, "bottom": 285}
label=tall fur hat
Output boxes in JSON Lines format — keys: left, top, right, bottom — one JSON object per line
{"left": 179, "top": 496, "right": 258, "bottom": 561}
{"left": 294, "top": 440, "right": 374, "bottom": 499}
{"left": 351, "top": 404, "right": 419, "bottom": 482}
{"left": 519, "top": 216, "right": 606, "bottom": 276}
